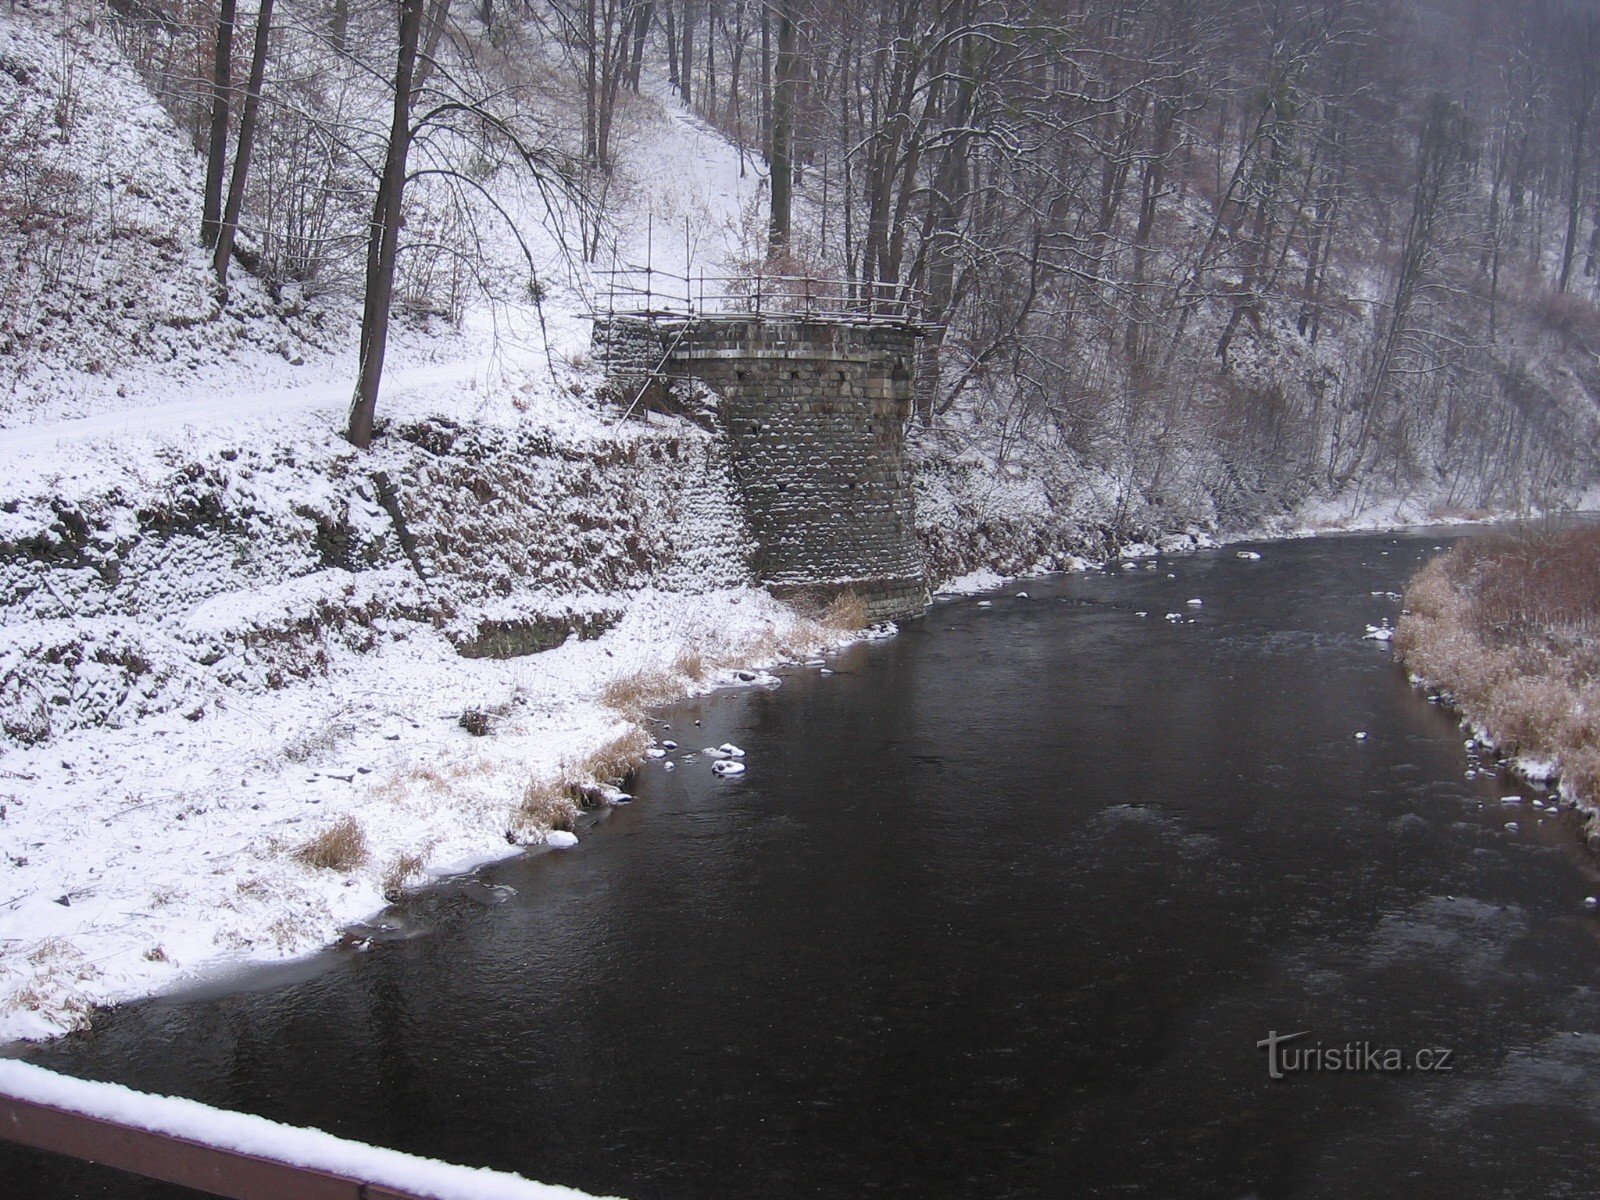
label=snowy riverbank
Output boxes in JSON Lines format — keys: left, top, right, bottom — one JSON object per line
{"left": 0, "top": 362, "right": 876, "bottom": 1042}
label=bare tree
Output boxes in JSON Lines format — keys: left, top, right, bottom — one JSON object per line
{"left": 348, "top": 0, "right": 429, "bottom": 449}
{"left": 213, "top": 0, "right": 275, "bottom": 292}
{"left": 200, "top": 0, "right": 238, "bottom": 248}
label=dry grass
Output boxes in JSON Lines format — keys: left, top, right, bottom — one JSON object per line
{"left": 600, "top": 668, "right": 683, "bottom": 716}
{"left": 507, "top": 729, "right": 651, "bottom": 841}
{"left": 382, "top": 851, "right": 427, "bottom": 897}
{"left": 291, "top": 815, "right": 369, "bottom": 872}
{"left": 579, "top": 728, "right": 651, "bottom": 782}
{"left": 516, "top": 776, "right": 580, "bottom": 835}
{"left": 673, "top": 647, "right": 710, "bottom": 681}
{"left": 1397, "top": 525, "right": 1600, "bottom": 827}
{"left": 820, "top": 590, "right": 869, "bottom": 632}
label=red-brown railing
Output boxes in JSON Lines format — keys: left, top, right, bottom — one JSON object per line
{"left": 0, "top": 1061, "right": 598, "bottom": 1200}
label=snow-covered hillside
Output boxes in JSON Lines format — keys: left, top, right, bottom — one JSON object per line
{"left": 0, "top": 1, "right": 803, "bottom": 1040}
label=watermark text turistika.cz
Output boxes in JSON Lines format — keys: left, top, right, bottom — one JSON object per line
{"left": 1257, "top": 1030, "right": 1454, "bottom": 1080}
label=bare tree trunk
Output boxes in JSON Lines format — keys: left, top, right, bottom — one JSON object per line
{"left": 348, "top": 0, "right": 424, "bottom": 449}
{"left": 759, "top": 3, "right": 770, "bottom": 156}
{"left": 331, "top": 0, "right": 348, "bottom": 53}
{"left": 704, "top": 0, "right": 717, "bottom": 124}
{"left": 584, "top": 0, "right": 599, "bottom": 162}
{"left": 768, "top": 0, "right": 795, "bottom": 249}
{"left": 1586, "top": 186, "right": 1600, "bottom": 278}
{"left": 679, "top": 0, "right": 695, "bottom": 106}
{"left": 1558, "top": 110, "right": 1589, "bottom": 292}
{"left": 663, "top": 2, "right": 678, "bottom": 93}
{"left": 627, "top": 0, "right": 651, "bottom": 90}
{"left": 201, "top": 0, "right": 237, "bottom": 249}
{"left": 213, "top": 0, "right": 274, "bottom": 293}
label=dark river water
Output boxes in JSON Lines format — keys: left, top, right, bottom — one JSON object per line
{"left": 6, "top": 528, "right": 1600, "bottom": 1200}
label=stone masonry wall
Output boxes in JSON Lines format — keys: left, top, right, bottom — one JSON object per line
{"left": 596, "top": 316, "right": 928, "bottom": 622}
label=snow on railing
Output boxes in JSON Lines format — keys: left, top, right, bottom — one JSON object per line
{"left": 593, "top": 266, "right": 924, "bottom": 324}
{"left": 0, "top": 1060, "right": 615, "bottom": 1200}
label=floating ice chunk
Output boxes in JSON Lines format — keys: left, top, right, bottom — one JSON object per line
{"left": 662, "top": 740, "right": 678, "bottom": 750}
{"left": 1165, "top": 612, "right": 1183, "bottom": 622}
{"left": 1236, "top": 551, "right": 1262, "bottom": 560}
{"left": 1135, "top": 611, "right": 1149, "bottom": 618}
{"left": 1501, "top": 795, "right": 1523, "bottom": 805}
{"left": 1122, "top": 562, "right": 1140, "bottom": 571}
{"left": 1186, "top": 598, "right": 1203, "bottom": 607}
{"left": 1585, "top": 896, "right": 1598, "bottom": 908}
{"left": 1503, "top": 821, "right": 1520, "bottom": 832}
{"left": 712, "top": 760, "right": 746, "bottom": 777}
{"left": 703, "top": 746, "right": 728, "bottom": 758}
{"left": 719, "top": 743, "right": 746, "bottom": 758}
{"left": 663, "top": 761, "right": 675, "bottom": 772}
{"left": 1363, "top": 624, "right": 1394, "bottom": 642}
{"left": 1015, "top": 591, "right": 1030, "bottom": 599}
{"left": 546, "top": 831, "right": 578, "bottom": 849}
{"left": 1354, "top": 731, "right": 1368, "bottom": 740}
{"left": 977, "top": 600, "right": 994, "bottom": 608}
{"left": 646, "top": 748, "right": 667, "bottom": 759}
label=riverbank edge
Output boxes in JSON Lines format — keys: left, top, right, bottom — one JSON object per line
{"left": 0, "top": 486, "right": 1572, "bottom": 1047}
{"left": 1394, "top": 536, "right": 1600, "bottom": 851}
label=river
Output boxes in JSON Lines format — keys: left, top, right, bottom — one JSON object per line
{"left": 5, "top": 527, "right": 1600, "bottom": 1199}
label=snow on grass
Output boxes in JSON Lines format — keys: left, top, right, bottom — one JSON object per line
{"left": 0, "top": 581, "right": 863, "bottom": 1042}
{"left": 0, "top": 0, "right": 813, "bottom": 1044}
{"left": 0, "top": 1060, "right": 614, "bottom": 1199}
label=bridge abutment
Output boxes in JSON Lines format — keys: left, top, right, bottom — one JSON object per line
{"left": 594, "top": 315, "right": 929, "bottom": 622}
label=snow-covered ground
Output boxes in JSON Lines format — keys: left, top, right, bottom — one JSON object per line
{"left": 0, "top": 574, "right": 860, "bottom": 1041}
{"left": 0, "top": 2, "right": 788, "bottom": 1041}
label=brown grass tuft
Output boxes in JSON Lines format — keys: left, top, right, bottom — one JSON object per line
{"left": 600, "top": 669, "right": 682, "bottom": 716}
{"left": 515, "top": 776, "right": 580, "bottom": 835}
{"left": 673, "top": 647, "right": 710, "bottom": 681}
{"left": 579, "top": 728, "right": 651, "bottom": 783}
{"left": 820, "top": 590, "right": 869, "bottom": 632}
{"left": 291, "top": 816, "right": 369, "bottom": 872}
{"left": 382, "top": 851, "right": 426, "bottom": 897}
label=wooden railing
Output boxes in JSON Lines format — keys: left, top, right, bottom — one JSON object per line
{"left": 593, "top": 267, "right": 924, "bottom": 324}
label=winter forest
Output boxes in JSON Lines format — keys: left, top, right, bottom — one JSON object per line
{"left": 6, "top": 0, "right": 1600, "bottom": 526}
{"left": 12, "top": 0, "right": 1600, "bottom": 1182}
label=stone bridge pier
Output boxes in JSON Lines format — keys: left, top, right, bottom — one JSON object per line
{"left": 594, "top": 315, "right": 929, "bottom": 622}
